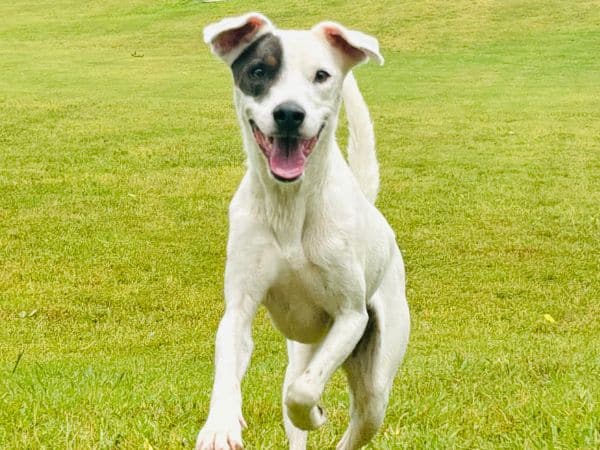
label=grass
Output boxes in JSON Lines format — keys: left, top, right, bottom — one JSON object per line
{"left": 1, "top": 0, "right": 599, "bottom": 448}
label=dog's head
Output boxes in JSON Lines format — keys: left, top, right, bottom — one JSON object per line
{"left": 204, "top": 12, "right": 383, "bottom": 183}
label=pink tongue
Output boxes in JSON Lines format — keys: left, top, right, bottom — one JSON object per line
{"left": 269, "top": 137, "right": 306, "bottom": 180}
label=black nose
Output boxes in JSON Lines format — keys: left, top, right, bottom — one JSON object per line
{"left": 273, "top": 101, "right": 305, "bottom": 133}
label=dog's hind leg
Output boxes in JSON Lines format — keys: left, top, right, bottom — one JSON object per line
{"left": 282, "top": 340, "right": 317, "bottom": 450}
{"left": 337, "top": 277, "right": 409, "bottom": 450}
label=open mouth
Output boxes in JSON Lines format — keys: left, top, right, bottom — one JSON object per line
{"left": 250, "top": 120, "right": 323, "bottom": 182}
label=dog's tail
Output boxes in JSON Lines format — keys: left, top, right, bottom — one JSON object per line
{"left": 342, "top": 71, "right": 380, "bottom": 203}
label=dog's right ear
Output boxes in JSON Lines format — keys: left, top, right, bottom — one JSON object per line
{"left": 204, "top": 12, "right": 274, "bottom": 65}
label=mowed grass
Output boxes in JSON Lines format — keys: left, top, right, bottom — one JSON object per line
{"left": 1, "top": 0, "right": 599, "bottom": 448}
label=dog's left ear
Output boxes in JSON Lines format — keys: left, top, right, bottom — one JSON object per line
{"left": 312, "top": 21, "right": 384, "bottom": 70}
{"left": 204, "top": 12, "right": 274, "bottom": 65}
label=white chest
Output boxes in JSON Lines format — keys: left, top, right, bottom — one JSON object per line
{"left": 263, "top": 241, "right": 334, "bottom": 344}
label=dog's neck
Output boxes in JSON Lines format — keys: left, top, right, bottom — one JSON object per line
{"left": 242, "top": 125, "right": 339, "bottom": 241}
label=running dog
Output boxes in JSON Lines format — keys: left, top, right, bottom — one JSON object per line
{"left": 197, "top": 12, "right": 410, "bottom": 450}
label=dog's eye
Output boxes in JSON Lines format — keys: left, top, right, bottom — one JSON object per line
{"left": 314, "top": 69, "right": 331, "bottom": 83}
{"left": 250, "top": 65, "right": 266, "bottom": 79}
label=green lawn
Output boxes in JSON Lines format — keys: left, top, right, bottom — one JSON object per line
{"left": 1, "top": 1, "right": 599, "bottom": 448}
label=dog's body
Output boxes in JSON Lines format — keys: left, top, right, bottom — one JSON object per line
{"left": 197, "top": 13, "right": 410, "bottom": 450}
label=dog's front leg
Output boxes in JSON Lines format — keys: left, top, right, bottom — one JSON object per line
{"left": 195, "top": 201, "right": 279, "bottom": 449}
{"left": 196, "top": 261, "right": 269, "bottom": 450}
{"left": 285, "top": 305, "right": 369, "bottom": 431}
{"left": 196, "top": 302, "right": 255, "bottom": 450}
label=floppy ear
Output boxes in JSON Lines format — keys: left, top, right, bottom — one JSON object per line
{"left": 312, "top": 21, "right": 384, "bottom": 69}
{"left": 204, "top": 12, "right": 274, "bottom": 65}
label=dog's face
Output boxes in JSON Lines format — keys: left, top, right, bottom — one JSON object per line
{"left": 204, "top": 13, "right": 383, "bottom": 182}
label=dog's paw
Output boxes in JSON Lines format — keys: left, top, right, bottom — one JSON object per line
{"left": 287, "top": 402, "right": 327, "bottom": 431}
{"left": 286, "top": 375, "right": 321, "bottom": 409}
{"left": 285, "top": 376, "right": 326, "bottom": 430}
{"left": 195, "top": 417, "right": 244, "bottom": 450}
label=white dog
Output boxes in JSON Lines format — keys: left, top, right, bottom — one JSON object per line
{"left": 197, "top": 12, "right": 410, "bottom": 450}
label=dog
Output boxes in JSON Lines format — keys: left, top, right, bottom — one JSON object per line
{"left": 197, "top": 12, "right": 410, "bottom": 450}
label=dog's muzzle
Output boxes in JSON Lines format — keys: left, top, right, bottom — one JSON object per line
{"left": 250, "top": 121, "right": 323, "bottom": 182}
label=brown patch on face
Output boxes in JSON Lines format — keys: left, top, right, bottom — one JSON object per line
{"left": 231, "top": 33, "right": 283, "bottom": 99}
{"left": 264, "top": 54, "right": 277, "bottom": 67}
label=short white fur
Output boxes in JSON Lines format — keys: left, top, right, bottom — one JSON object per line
{"left": 197, "top": 12, "right": 410, "bottom": 450}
